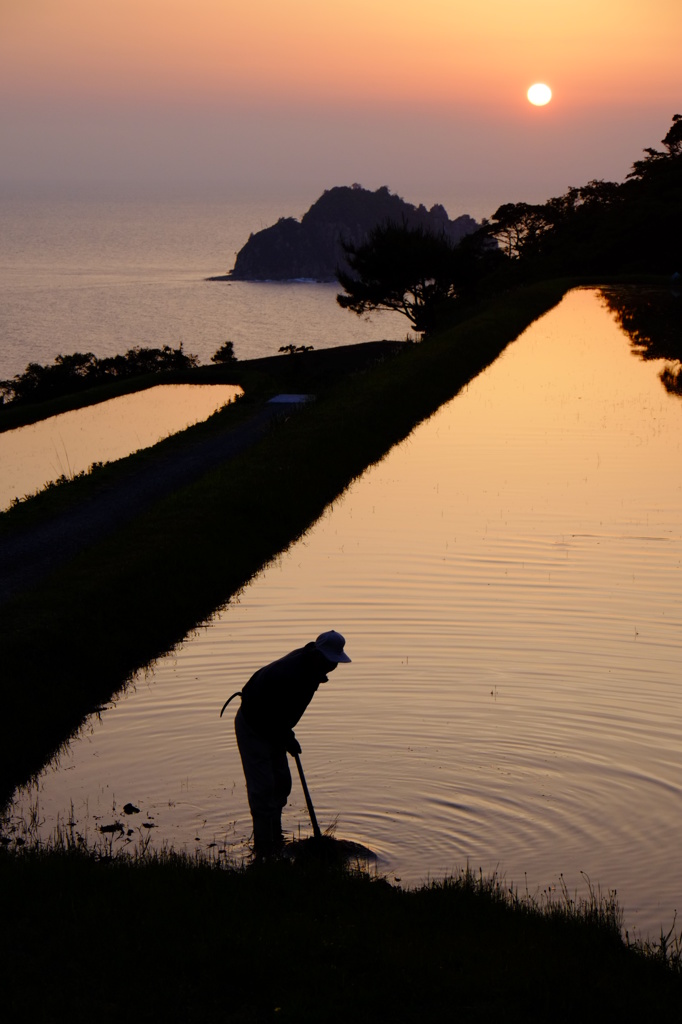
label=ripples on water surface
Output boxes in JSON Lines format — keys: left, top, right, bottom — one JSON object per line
{"left": 8, "top": 289, "right": 682, "bottom": 938}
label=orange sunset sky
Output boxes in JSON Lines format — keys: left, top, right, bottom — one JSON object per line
{"left": 1, "top": 0, "right": 680, "bottom": 213}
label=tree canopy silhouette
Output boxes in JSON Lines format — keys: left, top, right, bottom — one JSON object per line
{"left": 335, "top": 116, "right": 682, "bottom": 338}
{"left": 336, "top": 222, "right": 497, "bottom": 335}
{"left": 483, "top": 114, "right": 682, "bottom": 277}
{"left": 0, "top": 344, "right": 198, "bottom": 407}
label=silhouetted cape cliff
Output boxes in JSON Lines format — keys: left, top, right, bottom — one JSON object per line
{"left": 215, "top": 185, "right": 478, "bottom": 282}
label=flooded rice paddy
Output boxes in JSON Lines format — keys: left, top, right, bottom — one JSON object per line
{"left": 7, "top": 289, "right": 682, "bottom": 938}
{"left": 0, "top": 383, "right": 241, "bottom": 510}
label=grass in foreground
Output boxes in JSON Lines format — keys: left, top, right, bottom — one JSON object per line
{"left": 1, "top": 840, "right": 680, "bottom": 1023}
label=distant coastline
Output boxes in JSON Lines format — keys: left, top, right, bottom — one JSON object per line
{"left": 205, "top": 275, "right": 326, "bottom": 283}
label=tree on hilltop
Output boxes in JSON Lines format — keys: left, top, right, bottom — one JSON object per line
{"left": 485, "top": 202, "right": 555, "bottom": 261}
{"left": 211, "top": 341, "right": 237, "bottom": 364}
{"left": 336, "top": 222, "right": 491, "bottom": 336}
{"left": 335, "top": 115, "right": 682, "bottom": 338}
{"left": 483, "top": 114, "right": 682, "bottom": 276}
{"left": 628, "top": 113, "right": 682, "bottom": 180}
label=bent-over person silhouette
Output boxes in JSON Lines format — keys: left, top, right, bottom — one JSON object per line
{"left": 228, "top": 630, "right": 351, "bottom": 856}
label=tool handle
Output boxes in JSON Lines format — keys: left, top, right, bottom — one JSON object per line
{"left": 294, "top": 751, "right": 322, "bottom": 840}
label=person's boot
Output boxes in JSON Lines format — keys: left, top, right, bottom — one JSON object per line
{"left": 252, "top": 814, "right": 284, "bottom": 858}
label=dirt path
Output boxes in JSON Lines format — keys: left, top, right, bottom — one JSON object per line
{"left": 0, "top": 402, "right": 288, "bottom": 608}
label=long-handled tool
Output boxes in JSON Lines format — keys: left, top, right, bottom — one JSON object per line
{"left": 293, "top": 751, "right": 322, "bottom": 840}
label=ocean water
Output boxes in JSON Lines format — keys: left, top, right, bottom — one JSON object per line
{"left": 0, "top": 187, "right": 486, "bottom": 381}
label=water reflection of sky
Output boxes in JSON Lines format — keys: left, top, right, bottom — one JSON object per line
{"left": 0, "top": 383, "right": 241, "bottom": 509}
{"left": 8, "top": 290, "right": 682, "bottom": 939}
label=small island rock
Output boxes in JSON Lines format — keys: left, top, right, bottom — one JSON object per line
{"left": 217, "top": 184, "right": 479, "bottom": 282}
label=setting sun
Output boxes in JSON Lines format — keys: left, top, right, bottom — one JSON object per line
{"left": 527, "top": 82, "right": 552, "bottom": 106}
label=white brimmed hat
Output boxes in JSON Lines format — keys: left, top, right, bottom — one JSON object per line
{"left": 314, "top": 630, "right": 351, "bottom": 663}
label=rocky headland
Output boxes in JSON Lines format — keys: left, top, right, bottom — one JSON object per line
{"left": 209, "top": 184, "right": 478, "bottom": 282}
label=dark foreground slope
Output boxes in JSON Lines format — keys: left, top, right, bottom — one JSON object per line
{"left": 1, "top": 848, "right": 680, "bottom": 1024}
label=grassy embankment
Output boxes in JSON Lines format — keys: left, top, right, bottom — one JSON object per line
{"left": 1, "top": 841, "right": 681, "bottom": 1022}
{"left": 0, "top": 279, "right": 578, "bottom": 798}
